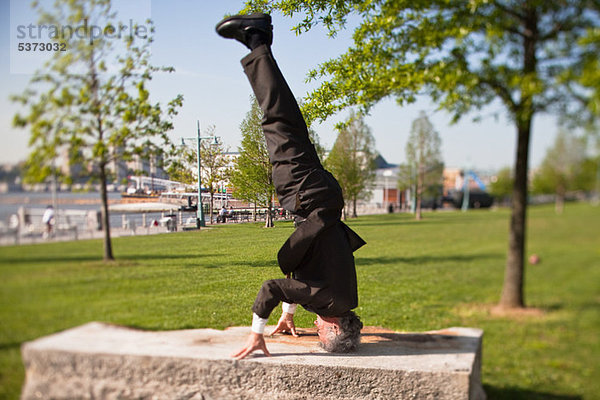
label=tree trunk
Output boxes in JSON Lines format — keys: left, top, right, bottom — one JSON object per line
{"left": 99, "top": 164, "right": 114, "bottom": 261}
{"left": 352, "top": 198, "right": 357, "bottom": 218}
{"left": 209, "top": 192, "right": 214, "bottom": 224}
{"left": 555, "top": 185, "right": 565, "bottom": 214}
{"left": 499, "top": 121, "right": 531, "bottom": 309}
{"left": 499, "top": 6, "right": 537, "bottom": 309}
{"left": 415, "top": 167, "right": 423, "bottom": 221}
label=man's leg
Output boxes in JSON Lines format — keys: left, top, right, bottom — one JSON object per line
{"left": 241, "top": 45, "right": 325, "bottom": 216}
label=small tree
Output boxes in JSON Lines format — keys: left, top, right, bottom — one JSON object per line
{"left": 489, "top": 167, "right": 514, "bottom": 206}
{"left": 167, "top": 145, "right": 196, "bottom": 186}
{"left": 405, "top": 112, "right": 443, "bottom": 220}
{"left": 396, "top": 163, "right": 414, "bottom": 210}
{"left": 198, "top": 126, "right": 229, "bottom": 224}
{"left": 326, "top": 111, "right": 376, "bottom": 219}
{"left": 230, "top": 97, "right": 276, "bottom": 227}
{"left": 12, "top": 0, "right": 182, "bottom": 260}
{"left": 532, "top": 131, "right": 587, "bottom": 213}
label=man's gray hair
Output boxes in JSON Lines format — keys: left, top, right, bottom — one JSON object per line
{"left": 321, "top": 311, "right": 363, "bottom": 353}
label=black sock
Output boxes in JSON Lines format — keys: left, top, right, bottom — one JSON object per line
{"left": 247, "top": 30, "right": 269, "bottom": 50}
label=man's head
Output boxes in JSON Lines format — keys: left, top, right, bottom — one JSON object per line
{"left": 315, "top": 311, "right": 363, "bottom": 353}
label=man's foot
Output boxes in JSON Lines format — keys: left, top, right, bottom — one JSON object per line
{"left": 215, "top": 13, "right": 272, "bottom": 50}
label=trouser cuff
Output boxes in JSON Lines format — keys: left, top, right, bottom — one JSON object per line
{"left": 241, "top": 44, "right": 271, "bottom": 68}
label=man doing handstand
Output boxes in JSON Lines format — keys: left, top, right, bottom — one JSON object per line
{"left": 216, "top": 13, "right": 365, "bottom": 359}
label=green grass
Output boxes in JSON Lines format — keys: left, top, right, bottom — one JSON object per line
{"left": 1, "top": 203, "right": 599, "bottom": 399}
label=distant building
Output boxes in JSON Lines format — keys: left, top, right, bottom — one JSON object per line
{"left": 360, "top": 155, "right": 402, "bottom": 212}
{"left": 125, "top": 153, "right": 168, "bottom": 181}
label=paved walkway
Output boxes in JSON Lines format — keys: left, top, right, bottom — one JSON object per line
{"left": 0, "top": 225, "right": 176, "bottom": 247}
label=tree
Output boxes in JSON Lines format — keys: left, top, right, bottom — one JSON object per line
{"left": 243, "top": 0, "right": 600, "bottom": 309}
{"left": 489, "top": 167, "right": 514, "bottom": 205}
{"left": 297, "top": 98, "right": 327, "bottom": 162}
{"left": 405, "top": 112, "right": 443, "bottom": 220}
{"left": 564, "top": 27, "right": 600, "bottom": 204}
{"left": 532, "top": 131, "right": 587, "bottom": 214}
{"left": 396, "top": 163, "right": 413, "bottom": 209}
{"left": 167, "top": 145, "right": 196, "bottom": 186}
{"left": 229, "top": 97, "right": 276, "bottom": 227}
{"left": 12, "top": 0, "right": 182, "bottom": 260}
{"left": 199, "top": 126, "right": 230, "bottom": 224}
{"left": 326, "top": 111, "right": 376, "bottom": 219}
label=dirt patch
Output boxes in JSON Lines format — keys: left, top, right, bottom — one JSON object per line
{"left": 456, "top": 303, "right": 546, "bottom": 320}
{"left": 489, "top": 305, "right": 545, "bottom": 318}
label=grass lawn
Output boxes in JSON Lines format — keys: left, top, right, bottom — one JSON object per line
{"left": 0, "top": 203, "right": 598, "bottom": 399}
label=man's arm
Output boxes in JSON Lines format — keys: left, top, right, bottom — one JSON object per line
{"left": 231, "top": 332, "right": 270, "bottom": 360}
{"left": 233, "top": 278, "right": 315, "bottom": 359}
{"left": 270, "top": 303, "right": 298, "bottom": 337}
{"left": 231, "top": 302, "right": 298, "bottom": 359}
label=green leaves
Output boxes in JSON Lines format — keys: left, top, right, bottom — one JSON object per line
{"left": 326, "top": 110, "right": 376, "bottom": 217}
{"left": 11, "top": 0, "right": 183, "bottom": 260}
{"left": 254, "top": 0, "right": 598, "bottom": 130}
{"left": 403, "top": 112, "right": 443, "bottom": 219}
{"left": 230, "top": 96, "right": 275, "bottom": 208}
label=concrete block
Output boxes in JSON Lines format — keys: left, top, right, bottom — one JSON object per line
{"left": 21, "top": 322, "right": 485, "bottom": 400}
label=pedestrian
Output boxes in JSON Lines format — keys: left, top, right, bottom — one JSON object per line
{"left": 42, "top": 205, "right": 54, "bottom": 239}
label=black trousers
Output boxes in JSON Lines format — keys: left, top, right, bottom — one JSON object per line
{"left": 241, "top": 45, "right": 344, "bottom": 218}
{"left": 241, "top": 45, "right": 361, "bottom": 319}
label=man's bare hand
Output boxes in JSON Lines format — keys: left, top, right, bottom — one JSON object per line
{"left": 231, "top": 332, "right": 271, "bottom": 360}
{"left": 270, "top": 312, "right": 299, "bottom": 337}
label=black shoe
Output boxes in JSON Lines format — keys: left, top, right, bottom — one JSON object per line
{"left": 215, "top": 13, "right": 272, "bottom": 49}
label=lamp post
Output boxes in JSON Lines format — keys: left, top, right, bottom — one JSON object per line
{"left": 181, "top": 121, "right": 218, "bottom": 228}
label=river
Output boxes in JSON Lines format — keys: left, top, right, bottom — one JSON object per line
{"left": 0, "top": 191, "right": 197, "bottom": 232}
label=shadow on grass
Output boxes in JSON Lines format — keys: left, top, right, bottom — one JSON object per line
{"left": 0, "top": 342, "right": 21, "bottom": 351}
{"left": 356, "top": 253, "right": 503, "bottom": 267}
{"left": 0, "top": 253, "right": 219, "bottom": 265}
{"left": 238, "top": 259, "right": 279, "bottom": 268}
{"left": 483, "top": 384, "right": 582, "bottom": 400}
{"left": 348, "top": 212, "right": 507, "bottom": 228}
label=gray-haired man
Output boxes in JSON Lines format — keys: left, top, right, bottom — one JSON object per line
{"left": 216, "top": 13, "right": 365, "bottom": 359}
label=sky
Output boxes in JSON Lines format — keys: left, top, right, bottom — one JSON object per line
{"left": 0, "top": 0, "right": 566, "bottom": 172}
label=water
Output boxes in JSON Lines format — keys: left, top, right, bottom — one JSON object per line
{"left": 0, "top": 191, "right": 194, "bottom": 231}
{"left": 0, "top": 191, "right": 118, "bottom": 219}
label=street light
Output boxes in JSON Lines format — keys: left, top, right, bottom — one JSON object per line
{"left": 181, "top": 120, "right": 219, "bottom": 228}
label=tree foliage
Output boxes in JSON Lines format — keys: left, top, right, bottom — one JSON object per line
{"left": 12, "top": 0, "right": 183, "bottom": 260}
{"left": 241, "top": 0, "right": 600, "bottom": 309}
{"left": 405, "top": 112, "right": 443, "bottom": 220}
{"left": 167, "top": 145, "right": 196, "bottom": 186}
{"left": 244, "top": 0, "right": 598, "bottom": 125}
{"left": 197, "top": 126, "right": 230, "bottom": 224}
{"left": 326, "top": 111, "right": 376, "bottom": 218}
{"left": 489, "top": 167, "right": 514, "bottom": 204}
{"left": 531, "top": 130, "right": 588, "bottom": 213}
{"left": 229, "top": 96, "right": 276, "bottom": 227}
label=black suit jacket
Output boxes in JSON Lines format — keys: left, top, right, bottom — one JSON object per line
{"left": 252, "top": 206, "right": 365, "bottom": 319}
